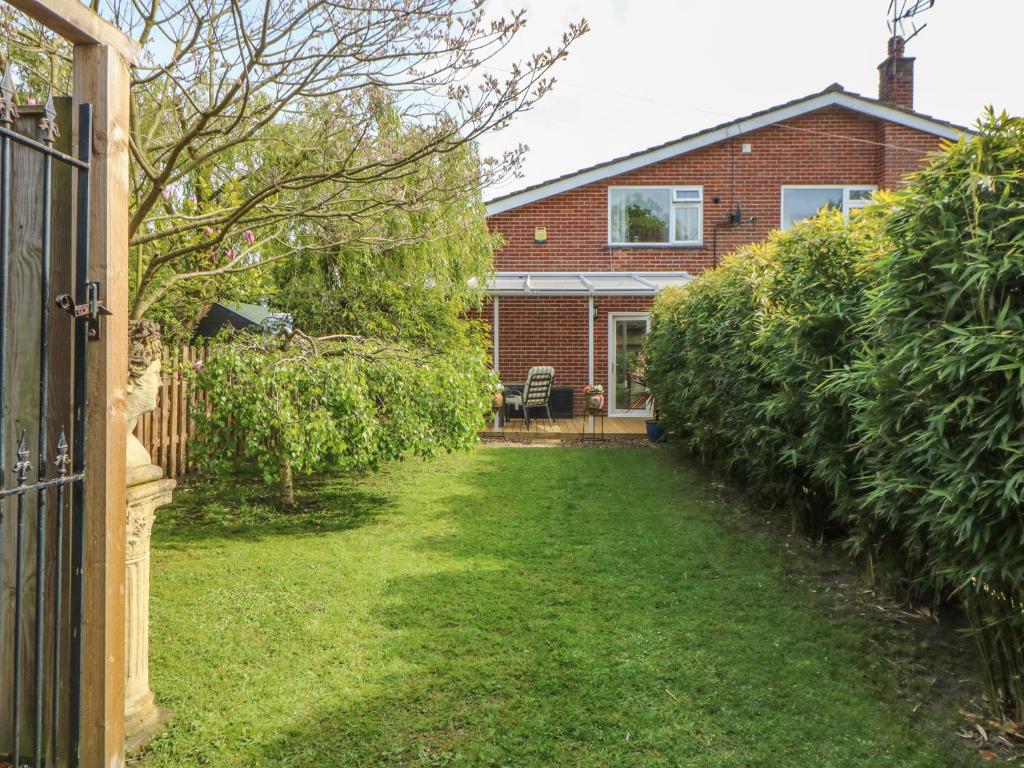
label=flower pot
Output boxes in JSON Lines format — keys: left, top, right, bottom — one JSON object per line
{"left": 491, "top": 392, "right": 504, "bottom": 412}
{"left": 645, "top": 419, "right": 665, "bottom": 443}
{"left": 585, "top": 393, "right": 604, "bottom": 414}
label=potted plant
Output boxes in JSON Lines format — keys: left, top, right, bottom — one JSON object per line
{"left": 582, "top": 384, "right": 604, "bottom": 415}
{"left": 629, "top": 354, "right": 665, "bottom": 443}
{"left": 490, "top": 380, "right": 505, "bottom": 413}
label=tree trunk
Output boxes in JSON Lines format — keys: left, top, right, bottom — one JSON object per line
{"left": 278, "top": 456, "right": 295, "bottom": 506}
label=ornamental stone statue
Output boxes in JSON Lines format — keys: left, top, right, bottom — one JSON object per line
{"left": 124, "top": 320, "right": 176, "bottom": 750}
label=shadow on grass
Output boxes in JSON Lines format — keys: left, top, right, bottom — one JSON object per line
{"left": 155, "top": 469, "right": 393, "bottom": 547}
{"left": 228, "top": 449, "right": 975, "bottom": 768}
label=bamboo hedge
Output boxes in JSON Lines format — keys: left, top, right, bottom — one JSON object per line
{"left": 647, "top": 110, "right": 1024, "bottom": 720}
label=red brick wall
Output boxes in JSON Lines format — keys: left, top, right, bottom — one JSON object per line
{"left": 474, "top": 295, "right": 655, "bottom": 416}
{"left": 878, "top": 37, "right": 914, "bottom": 111}
{"left": 488, "top": 295, "right": 589, "bottom": 398}
{"left": 878, "top": 121, "right": 945, "bottom": 189}
{"left": 488, "top": 105, "right": 944, "bottom": 275}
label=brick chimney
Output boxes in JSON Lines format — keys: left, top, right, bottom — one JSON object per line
{"left": 878, "top": 35, "right": 915, "bottom": 110}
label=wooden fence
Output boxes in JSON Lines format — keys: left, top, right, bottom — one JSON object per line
{"left": 133, "top": 345, "right": 207, "bottom": 478}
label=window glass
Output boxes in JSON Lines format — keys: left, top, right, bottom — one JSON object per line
{"left": 674, "top": 205, "right": 700, "bottom": 243}
{"left": 610, "top": 189, "right": 670, "bottom": 243}
{"left": 782, "top": 188, "right": 844, "bottom": 229}
{"left": 673, "top": 188, "right": 701, "bottom": 202}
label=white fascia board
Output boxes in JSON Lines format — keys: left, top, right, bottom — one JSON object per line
{"left": 491, "top": 271, "right": 692, "bottom": 280}
{"left": 485, "top": 92, "right": 964, "bottom": 216}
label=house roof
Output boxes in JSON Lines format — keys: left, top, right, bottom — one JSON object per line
{"left": 484, "top": 84, "right": 970, "bottom": 216}
{"left": 487, "top": 271, "right": 693, "bottom": 297}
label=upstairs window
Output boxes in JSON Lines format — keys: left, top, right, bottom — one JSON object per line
{"left": 609, "top": 186, "right": 703, "bottom": 245}
{"left": 781, "top": 186, "right": 876, "bottom": 230}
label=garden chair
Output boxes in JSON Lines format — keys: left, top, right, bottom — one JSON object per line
{"left": 506, "top": 366, "right": 555, "bottom": 429}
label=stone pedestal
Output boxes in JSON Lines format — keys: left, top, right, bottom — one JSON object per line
{"left": 124, "top": 462, "right": 175, "bottom": 752}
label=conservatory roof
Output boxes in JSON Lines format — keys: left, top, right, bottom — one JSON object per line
{"left": 486, "top": 271, "right": 693, "bottom": 297}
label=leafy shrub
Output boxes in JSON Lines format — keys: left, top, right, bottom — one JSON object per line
{"left": 841, "top": 111, "right": 1024, "bottom": 717}
{"left": 751, "top": 207, "right": 889, "bottom": 534}
{"left": 646, "top": 245, "right": 768, "bottom": 474}
{"left": 648, "top": 210, "right": 885, "bottom": 534}
{"left": 192, "top": 334, "right": 495, "bottom": 504}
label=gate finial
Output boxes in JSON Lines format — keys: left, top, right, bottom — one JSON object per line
{"left": 41, "top": 92, "right": 59, "bottom": 145}
{"left": 55, "top": 427, "right": 70, "bottom": 476}
{"left": 14, "top": 430, "right": 32, "bottom": 484}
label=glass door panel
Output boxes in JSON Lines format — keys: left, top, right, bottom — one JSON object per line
{"left": 612, "top": 315, "right": 651, "bottom": 415}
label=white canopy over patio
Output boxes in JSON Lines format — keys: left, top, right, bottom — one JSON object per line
{"left": 486, "top": 271, "right": 693, "bottom": 296}
{"left": 485, "top": 271, "right": 694, "bottom": 429}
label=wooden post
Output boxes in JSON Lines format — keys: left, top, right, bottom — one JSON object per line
{"left": 168, "top": 349, "right": 179, "bottom": 478}
{"left": 73, "top": 42, "right": 131, "bottom": 768}
{"left": 159, "top": 359, "right": 169, "bottom": 475}
{"left": 0, "top": 3, "right": 138, "bottom": 766}
{"left": 3, "top": 0, "right": 141, "bottom": 64}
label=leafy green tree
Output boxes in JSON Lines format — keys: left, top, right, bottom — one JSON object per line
{"left": 192, "top": 331, "right": 496, "bottom": 505}
{"left": 1, "top": 1, "right": 587, "bottom": 337}
{"left": 271, "top": 136, "right": 495, "bottom": 348}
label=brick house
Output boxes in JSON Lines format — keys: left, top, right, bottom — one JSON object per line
{"left": 479, "top": 37, "right": 969, "bottom": 421}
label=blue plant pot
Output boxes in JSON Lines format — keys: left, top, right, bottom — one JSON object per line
{"left": 645, "top": 420, "right": 666, "bottom": 443}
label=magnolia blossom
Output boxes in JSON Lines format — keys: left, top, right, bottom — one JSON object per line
{"left": 244, "top": 229, "right": 255, "bottom": 245}
{"left": 226, "top": 248, "right": 237, "bottom": 260}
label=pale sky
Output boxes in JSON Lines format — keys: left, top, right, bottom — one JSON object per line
{"left": 477, "top": 0, "right": 1024, "bottom": 199}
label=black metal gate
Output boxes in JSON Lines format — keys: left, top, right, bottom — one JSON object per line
{"left": 0, "top": 74, "right": 94, "bottom": 768}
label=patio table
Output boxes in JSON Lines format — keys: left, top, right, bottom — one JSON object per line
{"left": 498, "top": 383, "right": 525, "bottom": 427}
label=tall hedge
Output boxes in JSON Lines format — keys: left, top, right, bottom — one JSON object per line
{"left": 647, "top": 111, "right": 1024, "bottom": 719}
{"left": 646, "top": 244, "right": 769, "bottom": 475}
{"left": 841, "top": 111, "right": 1024, "bottom": 716}
{"left": 647, "top": 210, "right": 886, "bottom": 534}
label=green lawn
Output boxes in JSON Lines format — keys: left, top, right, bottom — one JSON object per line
{"left": 136, "top": 447, "right": 978, "bottom": 767}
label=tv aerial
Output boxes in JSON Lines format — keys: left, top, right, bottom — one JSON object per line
{"left": 888, "top": 0, "right": 935, "bottom": 45}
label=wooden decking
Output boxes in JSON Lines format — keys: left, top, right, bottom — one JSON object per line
{"left": 480, "top": 415, "right": 649, "bottom": 442}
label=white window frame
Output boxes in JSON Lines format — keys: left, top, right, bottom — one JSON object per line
{"left": 608, "top": 186, "right": 703, "bottom": 246}
{"left": 780, "top": 185, "right": 877, "bottom": 230}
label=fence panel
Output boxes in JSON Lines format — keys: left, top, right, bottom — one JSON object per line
{"left": 133, "top": 345, "right": 206, "bottom": 479}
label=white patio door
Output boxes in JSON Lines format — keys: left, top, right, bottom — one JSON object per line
{"left": 608, "top": 313, "right": 652, "bottom": 417}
